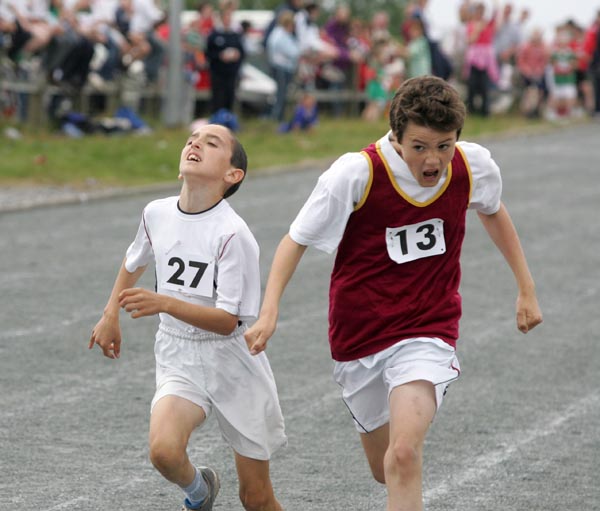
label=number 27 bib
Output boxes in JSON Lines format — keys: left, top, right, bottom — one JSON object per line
{"left": 386, "top": 218, "right": 446, "bottom": 264}
{"left": 160, "top": 253, "right": 215, "bottom": 298}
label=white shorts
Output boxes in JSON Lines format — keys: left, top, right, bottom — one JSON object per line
{"left": 333, "top": 338, "right": 460, "bottom": 433}
{"left": 552, "top": 83, "right": 577, "bottom": 100}
{"left": 152, "top": 324, "right": 287, "bottom": 460}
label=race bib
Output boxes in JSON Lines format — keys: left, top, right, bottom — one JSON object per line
{"left": 386, "top": 218, "right": 446, "bottom": 264}
{"left": 160, "top": 253, "right": 215, "bottom": 298}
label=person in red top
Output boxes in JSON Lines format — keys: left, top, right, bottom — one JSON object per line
{"left": 583, "top": 10, "right": 600, "bottom": 115}
{"left": 245, "top": 76, "right": 542, "bottom": 510}
{"left": 516, "top": 28, "right": 550, "bottom": 117}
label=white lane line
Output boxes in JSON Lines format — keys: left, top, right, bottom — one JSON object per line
{"left": 424, "top": 391, "right": 600, "bottom": 503}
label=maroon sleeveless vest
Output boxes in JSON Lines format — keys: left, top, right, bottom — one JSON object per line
{"left": 328, "top": 142, "right": 472, "bottom": 361}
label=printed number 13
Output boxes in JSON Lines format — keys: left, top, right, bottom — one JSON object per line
{"left": 394, "top": 223, "right": 437, "bottom": 255}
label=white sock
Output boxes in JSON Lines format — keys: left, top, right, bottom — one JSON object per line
{"left": 181, "top": 467, "right": 208, "bottom": 506}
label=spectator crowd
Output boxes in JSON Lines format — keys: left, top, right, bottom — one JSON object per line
{"left": 2, "top": 0, "right": 600, "bottom": 131}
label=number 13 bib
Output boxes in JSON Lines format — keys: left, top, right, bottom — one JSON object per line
{"left": 386, "top": 218, "right": 446, "bottom": 264}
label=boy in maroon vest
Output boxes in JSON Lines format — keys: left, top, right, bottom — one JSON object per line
{"left": 245, "top": 76, "right": 542, "bottom": 509}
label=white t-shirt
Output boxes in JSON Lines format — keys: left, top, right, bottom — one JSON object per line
{"left": 290, "top": 131, "right": 502, "bottom": 254}
{"left": 125, "top": 197, "right": 261, "bottom": 333}
{"left": 130, "top": 0, "right": 163, "bottom": 34}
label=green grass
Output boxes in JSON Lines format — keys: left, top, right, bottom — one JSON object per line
{"left": 0, "top": 114, "right": 550, "bottom": 188}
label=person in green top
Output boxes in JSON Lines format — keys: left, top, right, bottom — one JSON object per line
{"left": 548, "top": 25, "right": 578, "bottom": 118}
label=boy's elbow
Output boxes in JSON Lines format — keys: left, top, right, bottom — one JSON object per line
{"left": 217, "top": 313, "right": 240, "bottom": 336}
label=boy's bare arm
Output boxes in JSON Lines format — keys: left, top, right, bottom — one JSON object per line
{"left": 477, "top": 202, "right": 543, "bottom": 333}
{"left": 118, "top": 288, "right": 240, "bottom": 336}
{"left": 244, "top": 234, "right": 308, "bottom": 355}
{"left": 89, "top": 259, "right": 147, "bottom": 359}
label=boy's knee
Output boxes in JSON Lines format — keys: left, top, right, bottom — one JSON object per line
{"left": 148, "top": 438, "right": 185, "bottom": 474}
{"left": 384, "top": 440, "right": 420, "bottom": 478}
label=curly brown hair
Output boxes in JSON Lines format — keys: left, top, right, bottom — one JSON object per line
{"left": 389, "top": 76, "right": 466, "bottom": 141}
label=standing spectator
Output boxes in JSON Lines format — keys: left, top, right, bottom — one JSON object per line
{"left": 262, "top": 0, "right": 303, "bottom": 49}
{"left": 205, "top": 0, "right": 245, "bottom": 115}
{"left": 402, "top": 16, "right": 431, "bottom": 79}
{"left": 182, "top": 1, "right": 215, "bottom": 94}
{"left": 583, "top": 10, "right": 600, "bottom": 117}
{"left": 494, "top": 3, "right": 522, "bottom": 93}
{"left": 567, "top": 20, "right": 594, "bottom": 115}
{"left": 266, "top": 10, "right": 300, "bottom": 122}
{"left": 547, "top": 25, "right": 578, "bottom": 119}
{"left": 464, "top": 2, "right": 498, "bottom": 117}
{"left": 516, "top": 27, "right": 550, "bottom": 118}
{"left": 322, "top": 3, "right": 363, "bottom": 115}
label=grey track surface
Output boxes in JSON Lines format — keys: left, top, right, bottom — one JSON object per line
{"left": 1, "top": 124, "right": 599, "bottom": 510}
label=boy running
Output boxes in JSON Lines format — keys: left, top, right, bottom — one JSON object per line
{"left": 89, "top": 124, "right": 286, "bottom": 511}
{"left": 244, "top": 76, "right": 542, "bottom": 510}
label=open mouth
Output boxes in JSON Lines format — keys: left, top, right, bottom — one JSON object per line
{"left": 423, "top": 169, "right": 439, "bottom": 180}
{"left": 186, "top": 154, "right": 200, "bottom": 162}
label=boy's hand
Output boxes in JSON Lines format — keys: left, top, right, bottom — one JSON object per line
{"left": 119, "top": 288, "right": 164, "bottom": 318}
{"left": 244, "top": 315, "right": 277, "bottom": 356}
{"left": 89, "top": 315, "right": 121, "bottom": 359}
{"left": 516, "top": 292, "right": 543, "bottom": 334}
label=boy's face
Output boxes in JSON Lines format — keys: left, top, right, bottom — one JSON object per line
{"left": 394, "top": 122, "right": 457, "bottom": 188}
{"left": 179, "top": 124, "right": 236, "bottom": 185}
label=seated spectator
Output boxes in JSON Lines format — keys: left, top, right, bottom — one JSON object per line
{"left": 119, "top": 0, "right": 165, "bottom": 83}
{"left": 294, "top": 1, "right": 338, "bottom": 89}
{"left": 278, "top": 91, "right": 318, "bottom": 132}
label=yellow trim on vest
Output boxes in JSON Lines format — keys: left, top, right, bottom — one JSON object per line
{"left": 375, "top": 140, "right": 453, "bottom": 207}
{"left": 454, "top": 145, "right": 473, "bottom": 206}
{"left": 355, "top": 151, "right": 374, "bottom": 211}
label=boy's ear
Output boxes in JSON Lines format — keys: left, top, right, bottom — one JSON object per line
{"left": 225, "top": 167, "right": 245, "bottom": 185}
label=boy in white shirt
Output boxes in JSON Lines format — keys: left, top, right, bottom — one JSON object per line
{"left": 90, "top": 124, "right": 286, "bottom": 511}
{"left": 245, "top": 76, "right": 542, "bottom": 510}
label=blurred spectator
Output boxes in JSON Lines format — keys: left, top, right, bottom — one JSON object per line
{"left": 464, "top": 2, "right": 498, "bottom": 117}
{"left": 547, "top": 24, "right": 578, "bottom": 119}
{"left": 361, "top": 41, "right": 392, "bottom": 121}
{"left": 584, "top": 10, "right": 600, "bottom": 117}
{"left": 278, "top": 90, "right": 317, "bottom": 132}
{"left": 182, "top": 1, "right": 215, "bottom": 93}
{"left": 516, "top": 27, "right": 549, "bottom": 118}
{"left": 295, "top": 1, "right": 338, "bottom": 89}
{"left": 262, "top": 0, "right": 303, "bottom": 49}
{"left": 266, "top": 9, "right": 300, "bottom": 122}
{"left": 321, "top": 3, "right": 363, "bottom": 115}
{"left": 120, "top": 0, "right": 165, "bottom": 83}
{"left": 566, "top": 19, "right": 594, "bottom": 115}
{"left": 494, "top": 3, "right": 522, "bottom": 93}
{"left": 205, "top": 0, "right": 245, "bottom": 115}
{"left": 401, "top": 16, "right": 431, "bottom": 78}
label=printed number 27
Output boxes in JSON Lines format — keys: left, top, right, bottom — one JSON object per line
{"left": 167, "top": 257, "right": 208, "bottom": 288}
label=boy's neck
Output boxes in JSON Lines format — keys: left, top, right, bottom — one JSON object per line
{"left": 179, "top": 184, "right": 223, "bottom": 214}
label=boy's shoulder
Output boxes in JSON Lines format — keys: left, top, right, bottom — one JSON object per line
{"left": 143, "top": 195, "right": 178, "bottom": 215}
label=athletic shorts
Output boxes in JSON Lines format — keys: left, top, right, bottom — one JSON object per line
{"left": 333, "top": 338, "right": 460, "bottom": 433}
{"left": 552, "top": 83, "right": 577, "bottom": 100}
{"left": 152, "top": 324, "right": 287, "bottom": 460}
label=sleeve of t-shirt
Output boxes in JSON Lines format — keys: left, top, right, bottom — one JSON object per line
{"left": 461, "top": 141, "right": 503, "bottom": 215}
{"left": 124, "top": 209, "right": 154, "bottom": 272}
{"left": 289, "top": 152, "right": 370, "bottom": 254}
{"left": 214, "top": 230, "right": 261, "bottom": 322}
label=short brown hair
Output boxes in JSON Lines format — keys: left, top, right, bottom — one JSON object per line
{"left": 389, "top": 76, "right": 466, "bottom": 141}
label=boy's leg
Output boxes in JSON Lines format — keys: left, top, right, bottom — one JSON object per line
{"left": 359, "top": 423, "right": 389, "bottom": 484}
{"left": 234, "top": 452, "right": 283, "bottom": 511}
{"left": 384, "top": 380, "right": 436, "bottom": 511}
{"left": 149, "top": 395, "right": 206, "bottom": 487}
